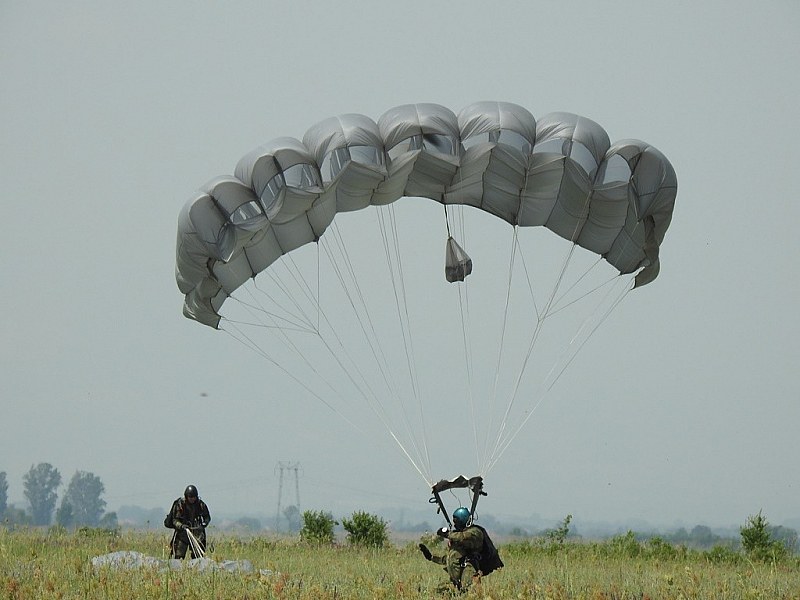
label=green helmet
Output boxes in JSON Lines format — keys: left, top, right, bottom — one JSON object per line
{"left": 452, "top": 507, "right": 471, "bottom": 529}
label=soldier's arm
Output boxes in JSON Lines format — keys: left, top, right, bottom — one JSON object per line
{"left": 171, "top": 501, "right": 187, "bottom": 529}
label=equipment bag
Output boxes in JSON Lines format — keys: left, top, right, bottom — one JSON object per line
{"left": 473, "top": 525, "right": 504, "bottom": 575}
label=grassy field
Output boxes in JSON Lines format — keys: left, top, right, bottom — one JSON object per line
{"left": 2, "top": 527, "right": 800, "bottom": 599}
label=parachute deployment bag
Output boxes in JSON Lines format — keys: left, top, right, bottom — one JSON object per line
{"left": 445, "top": 236, "right": 472, "bottom": 283}
{"left": 473, "top": 525, "right": 503, "bottom": 575}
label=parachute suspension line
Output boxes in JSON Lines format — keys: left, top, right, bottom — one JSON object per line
{"left": 228, "top": 254, "right": 403, "bottom": 427}
{"left": 486, "top": 239, "right": 580, "bottom": 469}
{"left": 547, "top": 255, "right": 604, "bottom": 313}
{"left": 225, "top": 293, "right": 314, "bottom": 332}
{"left": 226, "top": 283, "right": 356, "bottom": 405}
{"left": 486, "top": 184, "right": 599, "bottom": 471}
{"left": 445, "top": 202, "right": 484, "bottom": 476}
{"left": 542, "top": 275, "right": 633, "bottom": 395}
{"left": 231, "top": 225, "right": 427, "bottom": 483}
{"left": 283, "top": 251, "right": 324, "bottom": 330}
{"left": 375, "top": 204, "right": 433, "bottom": 482}
{"left": 230, "top": 272, "right": 391, "bottom": 434}
{"left": 447, "top": 204, "right": 482, "bottom": 476}
{"left": 513, "top": 232, "right": 541, "bottom": 321}
{"left": 515, "top": 151, "right": 539, "bottom": 321}
{"left": 322, "top": 215, "right": 432, "bottom": 484}
{"left": 492, "top": 214, "right": 640, "bottom": 465}
{"left": 322, "top": 222, "right": 397, "bottom": 393}
{"left": 484, "top": 273, "right": 634, "bottom": 472}
{"left": 271, "top": 252, "right": 326, "bottom": 331}
{"left": 186, "top": 528, "right": 205, "bottom": 559}
{"left": 320, "top": 223, "right": 424, "bottom": 451}
{"left": 323, "top": 223, "right": 407, "bottom": 408}
{"left": 225, "top": 266, "right": 319, "bottom": 333}
{"left": 486, "top": 194, "right": 637, "bottom": 472}
{"left": 218, "top": 320, "right": 367, "bottom": 435}
{"left": 236, "top": 245, "right": 332, "bottom": 333}
{"left": 455, "top": 279, "right": 481, "bottom": 473}
{"left": 476, "top": 227, "right": 519, "bottom": 475}
{"left": 315, "top": 240, "right": 321, "bottom": 332}
{"left": 548, "top": 267, "right": 620, "bottom": 318}
{"left": 391, "top": 204, "right": 435, "bottom": 482}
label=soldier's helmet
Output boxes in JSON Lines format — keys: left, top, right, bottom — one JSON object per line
{"left": 452, "top": 507, "right": 471, "bottom": 530}
{"left": 184, "top": 485, "right": 199, "bottom": 499}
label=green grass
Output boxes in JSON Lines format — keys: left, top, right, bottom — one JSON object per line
{"left": 2, "top": 527, "right": 800, "bottom": 599}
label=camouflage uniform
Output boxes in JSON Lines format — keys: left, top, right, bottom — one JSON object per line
{"left": 430, "top": 525, "right": 485, "bottom": 591}
{"left": 168, "top": 496, "right": 211, "bottom": 559}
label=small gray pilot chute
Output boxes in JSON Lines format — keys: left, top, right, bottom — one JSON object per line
{"left": 445, "top": 236, "right": 472, "bottom": 282}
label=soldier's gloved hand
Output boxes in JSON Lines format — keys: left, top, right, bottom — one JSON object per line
{"left": 436, "top": 527, "right": 449, "bottom": 538}
{"left": 418, "top": 543, "right": 433, "bottom": 561}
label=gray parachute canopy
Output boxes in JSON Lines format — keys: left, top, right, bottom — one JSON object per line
{"left": 176, "top": 101, "right": 677, "bottom": 329}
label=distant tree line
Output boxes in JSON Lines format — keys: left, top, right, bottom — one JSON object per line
{"left": 0, "top": 463, "right": 117, "bottom": 529}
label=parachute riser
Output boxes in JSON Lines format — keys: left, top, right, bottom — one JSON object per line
{"left": 429, "top": 475, "right": 487, "bottom": 528}
{"left": 429, "top": 489, "right": 453, "bottom": 528}
{"left": 468, "top": 479, "right": 485, "bottom": 523}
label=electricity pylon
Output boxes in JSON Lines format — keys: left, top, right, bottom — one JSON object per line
{"left": 275, "top": 461, "right": 301, "bottom": 532}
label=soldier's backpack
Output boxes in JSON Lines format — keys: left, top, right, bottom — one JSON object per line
{"left": 472, "top": 524, "right": 504, "bottom": 576}
{"left": 163, "top": 498, "right": 180, "bottom": 529}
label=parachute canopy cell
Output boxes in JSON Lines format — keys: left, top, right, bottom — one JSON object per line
{"left": 176, "top": 101, "right": 677, "bottom": 329}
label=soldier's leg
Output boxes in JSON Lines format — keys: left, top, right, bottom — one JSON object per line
{"left": 173, "top": 538, "right": 189, "bottom": 559}
{"left": 446, "top": 555, "right": 466, "bottom": 590}
{"left": 460, "top": 562, "right": 480, "bottom": 591}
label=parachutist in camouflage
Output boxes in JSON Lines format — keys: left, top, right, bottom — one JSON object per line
{"left": 419, "top": 507, "right": 497, "bottom": 593}
{"left": 166, "top": 485, "right": 211, "bottom": 559}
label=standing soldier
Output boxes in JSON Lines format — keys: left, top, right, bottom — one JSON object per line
{"left": 166, "top": 485, "right": 211, "bottom": 559}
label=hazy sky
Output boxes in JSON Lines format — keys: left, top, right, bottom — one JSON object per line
{"left": 2, "top": 1, "right": 799, "bottom": 532}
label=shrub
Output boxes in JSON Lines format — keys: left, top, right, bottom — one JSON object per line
{"left": 341, "top": 511, "right": 388, "bottom": 547}
{"left": 545, "top": 514, "right": 572, "bottom": 545}
{"left": 740, "top": 510, "right": 788, "bottom": 562}
{"left": 646, "top": 535, "right": 682, "bottom": 560}
{"left": 300, "top": 510, "right": 337, "bottom": 545}
{"left": 604, "top": 531, "right": 642, "bottom": 558}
